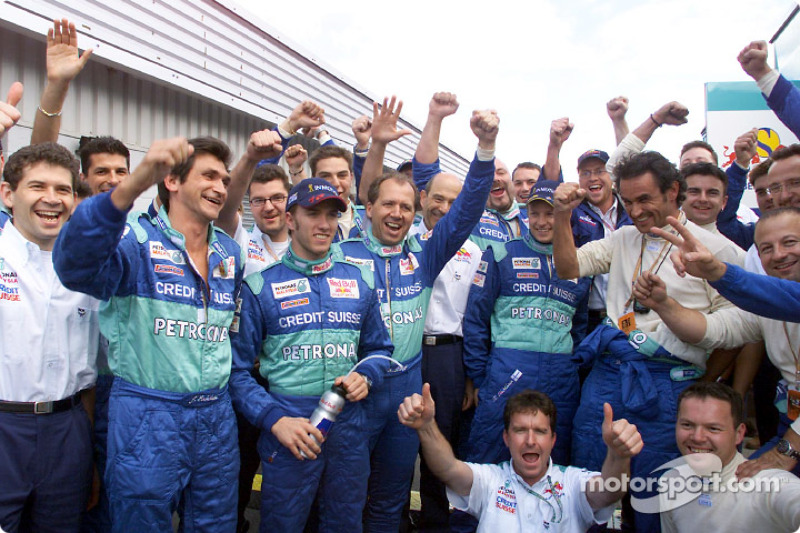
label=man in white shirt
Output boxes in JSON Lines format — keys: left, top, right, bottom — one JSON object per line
{"left": 398, "top": 386, "right": 642, "bottom": 533}
{"left": 660, "top": 382, "right": 800, "bottom": 532}
{"left": 0, "top": 143, "right": 98, "bottom": 532}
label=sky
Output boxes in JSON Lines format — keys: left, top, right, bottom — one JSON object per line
{"left": 235, "top": 0, "right": 797, "bottom": 180}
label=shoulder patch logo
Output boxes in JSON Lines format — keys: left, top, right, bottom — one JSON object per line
{"left": 472, "top": 272, "right": 486, "bottom": 287}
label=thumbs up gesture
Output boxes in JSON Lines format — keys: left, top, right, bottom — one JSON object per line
{"left": 601, "top": 403, "right": 643, "bottom": 458}
{"left": 0, "top": 82, "right": 23, "bottom": 137}
{"left": 398, "top": 382, "right": 436, "bottom": 430}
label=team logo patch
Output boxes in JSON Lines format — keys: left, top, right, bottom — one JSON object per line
{"left": 312, "top": 257, "right": 332, "bottom": 274}
{"left": 213, "top": 256, "right": 236, "bottom": 279}
{"left": 247, "top": 241, "right": 266, "bottom": 262}
{"left": 472, "top": 272, "right": 486, "bottom": 287}
{"left": 154, "top": 264, "right": 184, "bottom": 276}
{"left": 399, "top": 258, "right": 415, "bottom": 275}
{"left": 480, "top": 215, "right": 499, "bottom": 226}
{"left": 0, "top": 269, "right": 20, "bottom": 302}
{"left": 578, "top": 215, "right": 597, "bottom": 226}
{"left": 344, "top": 256, "right": 374, "bottom": 271}
{"left": 477, "top": 260, "right": 488, "bottom": 273}
{"left": 381, "top": 245, "right": 402, "bottom": 255}
{"left": 328, "top": 278, "right": 359, "bottom": 299}
{"left": 512, "top": 257, "right": 541, "bottom": 270}
{"left": 281, "top": 297, "right": 310, "bottom": 310}
{"left": 495, "top": 484, "right": 517, "bottom": 514}
{"left": 453, "top": 248, "right": 472, "bottom": 262}
{"left": 149, "top": 242, "right": 185, "bottom": 264}
{"left": 419, "top": 230, "right": 433, "bottom": 242}
{"left": 516, "top": 272, "right": 539, "bottom": 279}
{"left": 271, "top": 279, "right": 311, "bottom": 299}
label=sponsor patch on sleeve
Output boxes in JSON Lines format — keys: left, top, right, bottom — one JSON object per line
{"left": 472, "top": 272, "right": 486, "bottom": 287}
{"left": 478, "top": 260, "right": 488, "bottom": 273}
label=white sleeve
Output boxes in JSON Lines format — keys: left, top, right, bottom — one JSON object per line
{"left": 575, "top": 470, "right": 614, "bottom": 525}
{"left": 446, "top": 462, "right": 494, "bottom": 520}
{"left": 577, "top": 233, "right": 615, "bottom": 278}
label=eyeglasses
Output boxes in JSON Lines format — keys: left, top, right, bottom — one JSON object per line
{"left": 755, "top": 178, "right": 800, "bottom": 199}
{"left": 250, "top": 194, "right": 287, "bottom": 207}
{"left": 579, "top": 169, "right": 609, "bottom": 179}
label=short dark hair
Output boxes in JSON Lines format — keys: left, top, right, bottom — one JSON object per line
{"left": 157, "top": 137, "right": 232, "bottom": 211}
{"left": 757, "top": 205, "right": 800, "bottom": 225}
{"left": 680, "top": 141, "right": 718, "bottom": 166}
{"left": 512, "top": 162, "right": 541, "bottom": 180}
{"left": 3, "top": 142, "right": 79, "bottom": 191}
{"left": 614, "top": 151, "right": 687, "bottom": 206}
{"left": 367, "top": 172, "right": 419, "bottom": 207}
{"left": 75, "top": 179, "right": 93, "bottom": 199}
{"left": 678, "top": 382, "right": 743, "bottom": 427}
{"left": 248, "top": 164, "right": 291, "bottom": 195}
{"left": 78, "top": 136, "right": 130, "bottom": 174}
{"left": 681, "top": 162, "right": 729, "bottom": 195}
{"left": 308, "top": 145, "right": 353, "bottom": 176}
{"left": 768, "top": 143, "right": 800, "bottom": 163}
{"left": 749, "top": 158, "right": 773, "bottom": 186}
{"left": 503, "top": 390, "right": 557, "bottom": 433}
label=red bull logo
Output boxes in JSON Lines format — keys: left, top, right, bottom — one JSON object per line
{"left": 722, "top": 127, "right": 785, "bottom": 168}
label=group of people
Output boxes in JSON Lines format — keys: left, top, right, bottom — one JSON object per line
{"left": 1, "top": 16, "right": 800, "bottom": 533}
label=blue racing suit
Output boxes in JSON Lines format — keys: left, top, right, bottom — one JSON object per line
{"left": 710, "top": 263, "right": 800, "bottom": 322}
{"left": 571, "top": 325, "right": 702, "bottom": 533}
{"left": 338, "top": 154, "right": 494, "bottom": 532}
{"left": 463, "top": 233, "right": 589, "bottom": 466}
{"left": 229, "top": 246, "right": 393, "bottom": 533}
{"left": 53, "top": 192, "right": 243, "bottom": 533}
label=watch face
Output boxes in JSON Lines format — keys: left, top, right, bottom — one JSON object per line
{"left": 777, "top": 439, "right": 790, "bottom": 454}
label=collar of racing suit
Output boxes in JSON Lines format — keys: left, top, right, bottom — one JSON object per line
{"left": 363, "top": 227, "right": 422, "bottom": 258}
{"left": 523, "top": 231, "right": 553, "bottom": 256}
{"left": 281, "top": 246, "right": 335, "bottom": 276}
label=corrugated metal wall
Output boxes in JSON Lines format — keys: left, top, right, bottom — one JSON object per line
{"left": 0, "top": 0, "right": 470, "bottom": 177}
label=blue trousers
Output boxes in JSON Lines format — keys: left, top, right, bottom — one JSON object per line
{"left": 0, "top": 404, "right": 92, "bottom": 533}
{"left": 105, "top": 379, "right": 238, "bottom": 533}
{"left": 364, "top": 354, "right": 422, "bottom": 532}
{"left": 257, "top": 393, "right": 370, "bottom": 533}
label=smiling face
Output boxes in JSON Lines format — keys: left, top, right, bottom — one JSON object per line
{"left": 421, "top": 173, "right": 461, "bottom": 230}
{"left": 527, "top": 200, "right": 554, "bottom": 244}
{"left": 82, "top": 152, "right": 129, "bottom": 194}
{"left": 315, "top": 157, "right": 353, "bottom": 204}
{"left": 165, "top": 153, "right": 230, "bottom": 224}
{"left": 578, "top": 158, "right": 614, "bottom": 212}
{"left": 503, "top": 410, "right": 556, "bottom": 486}
{"left": 755, "top": 211, "right": 800, "bottom": 281}
{"left": 619, "top": 172, "right": 680, "bottom": 233}
{"left": 683, "top": 173, "right": 727, "bottom": 227}
{"left": 755, "top": 154, "right": 800, "bottom": 213}
{"left": 1, "top": 162, "right": 75, "bottom": 250}
{"left": 249, "top": 180, "right": 288, "bottom": 240}
{"left": 367, "top": 178, "right": 416, "bottom": 246}
{"left": 676, "top": 396, "right": 745, "bottom": 468}
{"left": 286, "top": 200, "right": 339, "bottom": 261}
{"left": 487, "top": 158, "right": 514, "bottom": 212}
{"left": 512, "top": 167, "right": 539, "bottom": 202}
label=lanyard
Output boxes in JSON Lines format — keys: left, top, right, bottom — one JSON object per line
{"left": 624, "top": 236, "right": 672, "bottom": 310}
{"left": 782, "top": 321, "right": 800, "bottom": 384}
{"left": 260, "top": 235, "right": 280, "bottom": 262}
{"left": 519, "top": 474, "right": 563, "bottom": 524}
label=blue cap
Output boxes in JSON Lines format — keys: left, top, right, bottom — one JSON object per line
{"left": 577, "top": 149, "right": 610, "bottom": 168}
{"left": 287, "top": 177, "right": 347, "bottom": 212}
{"left": 527, "top": 180, "right": 558, "bottom": 206}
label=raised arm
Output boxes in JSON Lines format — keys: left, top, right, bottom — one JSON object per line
{"left": 416, "top": 92, "right": 459, "bottom": 165}
{"left": 216, "top": 129, "right": 283, "bottom": 236}
{"left": 717, "top": 129, "right": 758, "bottom": 249}
{"left": 31, "top": 19, "right": 92, "bottom": 145}
{"left": 351, "top": 114, "right": 372, "bottom": 194}
{"left": 398, "top": 383, "right": 474, "bottom": 496}
{"left": 284, "top": 144, "right": 308, "bottom": 184}
{"left": 585, "top": 403, "right": 643, "bottom": 510}
{"left": 543, "top": 117, "right": 572, "bottom": 182}
{"left": 607, "top": 96, "right": 630, "bottom": 146}
{"left": 0, "top": 83, "right": 23, "bottom": 138}
{"left": 552, "top": 182, "right": 585, "bottom": 279}
{"left": 358, "top": 96, "right": 412, "bottom": 205}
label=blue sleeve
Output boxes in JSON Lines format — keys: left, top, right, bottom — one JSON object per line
{"left": 463, "top": 248, "right": 499, "bottom": 389}
{"left": 421, "top": 156, "right": 494, "bottom": 283}
{"left": 412, "top": 157, "right": 441, "bottom": 192}
{"left": 716, "top": 163, "right": 755, "bottom": 250}
{"left": 256, "top": 126, "right": 292, "bottom": 167}
{"left": 766, "top": 74, "right": 800, "bottom": 138}
{"left": 571, "top": 292, "right": 589, "bottom": 349}
{"left": 229, "top": 281, "right": 287, "bottom": 431}
{"left": 353, "top": 149, "right": 365, "bottom": 203}
{"left": 355, "top": 285, "right": 394, "bottom": 389}
{"left": 538, "top": 166, "right": 564, "bottom": 183}
{"left": 710, "top": 263, "right": 800, "bottom": 322}
{"left": 53, "top": 192, "right": 139, "bottom": 300}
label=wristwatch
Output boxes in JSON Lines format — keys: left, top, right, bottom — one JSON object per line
{"left": 776, "top": 439, "right": 800, "bottom": 461}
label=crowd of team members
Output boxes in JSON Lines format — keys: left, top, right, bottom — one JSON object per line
{"left": 1, "top": 17, "right": 800, "bottom": 533}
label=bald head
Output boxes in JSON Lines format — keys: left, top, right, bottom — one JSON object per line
{"left": 422, "top": 172, "right": 463, "bottom": 230}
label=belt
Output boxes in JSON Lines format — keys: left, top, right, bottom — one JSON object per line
{"left": 423, "top": 334, "right": 462, "bottom": 346}
{"left": 0, "top": 390, "right": 83, "bottom": 414}
{"left": 588, "top": 309, "right": 607, "bottom": 319}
